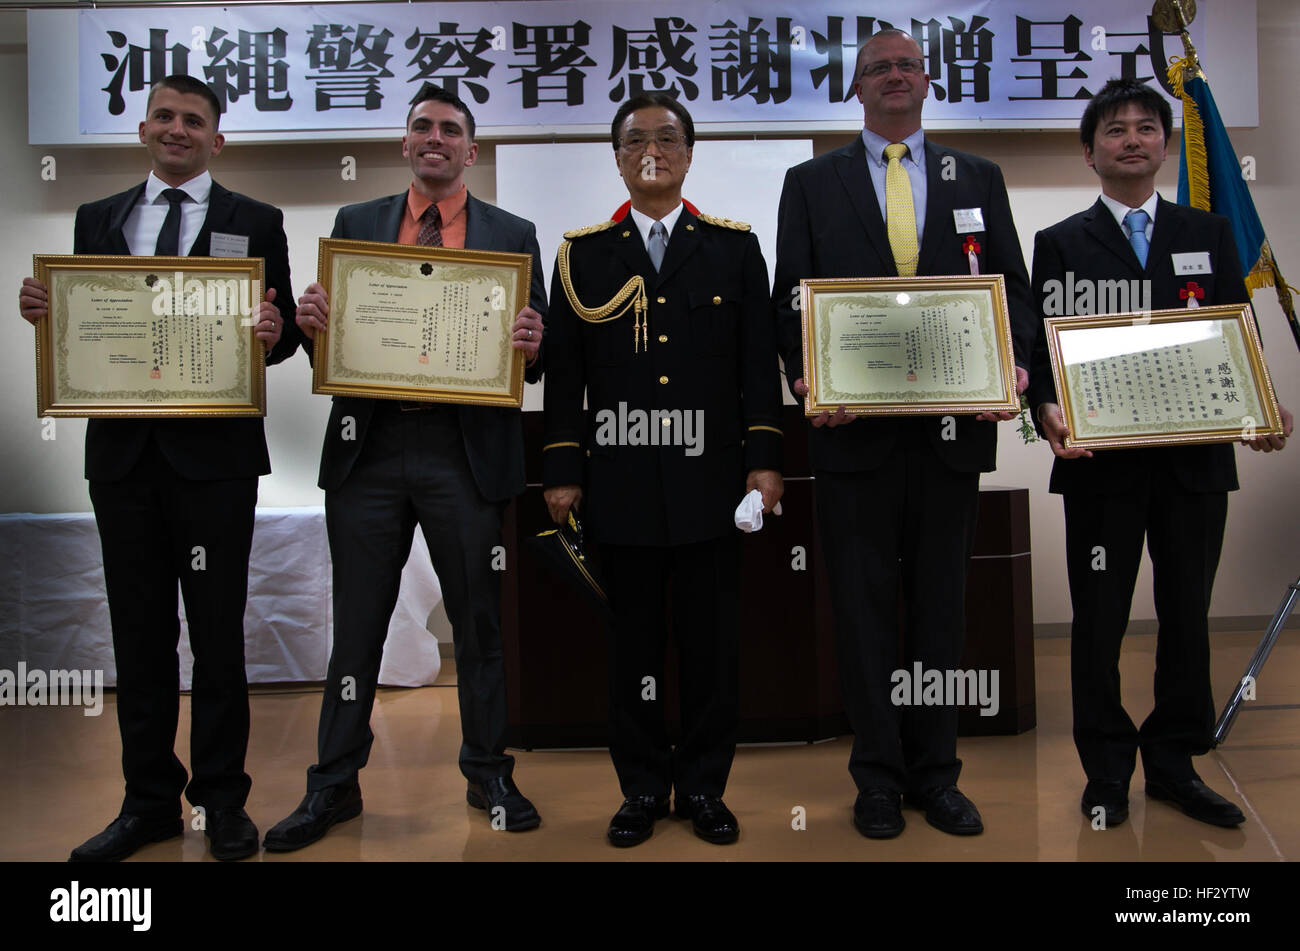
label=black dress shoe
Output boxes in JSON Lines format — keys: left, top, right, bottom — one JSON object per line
{"left": 1081, "top": 780, "right": 1129, "bottom": 827}
{"left": 676, "top": 794, "right": 740, "bottom": 845}
{"left": 262, "top": 782, "right": 363, "bottom": 852}
{"left": 607, "top": 796, "right": 670, "bottom": 848}
{"left": 205, "top": 807, "right": 259, "bottom": 861}
{"left": 69, "top": 814, "right": 182, "bottom": 862}
{"left": 466, "top": 776, "right": 541, "bottom": 831}
{"left": 905, "top": 785, "right": 984, "bottom": 835}
{"left": 1146, "top": 778, "right": 1245, "bottom": 828}
{"left": 853, "top": 787, "right": 904, "bottom": 839}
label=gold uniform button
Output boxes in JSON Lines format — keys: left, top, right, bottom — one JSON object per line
{"left": 661, "top": 417, "right": 672, "bottom": 426}
{"left": 585, "top": 449, "right": 591, "bottom": 457}
{"left": 659, "top": 375, "right": 669, "bottom": 385}
{"left": 712, "top": 295, "right": 722, "bottom": 305}
{"left": 656, "top": 296, "right": 666, "bottom": 304}
{"left": 658, "top": 334, "right": 668, "bottom": 343}
{"left": 621, "top": 231, "right": 631, "bottom": 237}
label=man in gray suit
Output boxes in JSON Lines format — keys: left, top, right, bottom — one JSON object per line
{"left": 264, "top": 85, "right": 546, "bottom": 851}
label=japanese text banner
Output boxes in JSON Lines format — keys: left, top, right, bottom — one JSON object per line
{"left": 54, "top": 0, "right": 1256, "bottom": 139}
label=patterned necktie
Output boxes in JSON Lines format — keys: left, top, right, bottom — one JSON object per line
{"left": 1125, "top": 209, "right": 1150, "bottom": 268}
{"left": 417, "top": 202, "right": 443, "bottom": 247}
{"left": 883, "top": 143, "right": 918, "bottom": 277}
{"left": 154, "top": 188, "right": 188, "bottom": 256}
{"left": 647, "top": 221, "right": 667, "bottom": 272}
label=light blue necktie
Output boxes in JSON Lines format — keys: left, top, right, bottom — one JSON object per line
{"left": 647, "top": 221, "right": 667, "bottom": 272}
{"left": 1125, "top": 209, "right": 1150, "bottom": 268}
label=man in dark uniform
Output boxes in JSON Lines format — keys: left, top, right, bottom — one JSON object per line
{"left": 1029, "top": 78, "right": 1292, "bottom": 828}
{"left": 543, "top": 92, "right": 784, "bottom": 847}
{"left": 263, "top": 84, "right": 547, "bottom": 852}
{"left": 18, "top": 74, "right": 301, "bottom": 861}
{"left": 772, "top": 29, "right": 1037, "bottom": 839}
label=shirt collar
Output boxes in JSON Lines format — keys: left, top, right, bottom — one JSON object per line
{"left": 144, "top": 170, "right": 212, "bottom": 205}
{"left": 1098, "top": 189, "right": 1159, "bottom": 234}
{"left": 861, "top": 127, "right": 926, "bottom": 168}
{"left": 406, "top": 183, "right": 468, "bottom": 228}
{"left": 628, "top": 202, "right": 685, "bottom": 246}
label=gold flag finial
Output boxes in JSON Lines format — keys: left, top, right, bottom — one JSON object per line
{"left": 1153, "top": 0, "right": 1200, "bottom": 80}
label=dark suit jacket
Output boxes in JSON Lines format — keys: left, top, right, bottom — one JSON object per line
{"left": 772, "top": 135, "right": 1037, "bottom": 474}
{"left": 542, "top": 209, "right": 784, "bottom": 547}
{"left": 1027, "top": 195, "right": 1250, "bottom": 495}
{"left": 310, "top": 191, "right": 546, "bottom": 502}
{"left": 75, "top": 180, "right": 301, "bottom": 482}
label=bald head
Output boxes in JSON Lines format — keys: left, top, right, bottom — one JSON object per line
{"left": 854, "top": 28, "right": 923, "bottom": 83}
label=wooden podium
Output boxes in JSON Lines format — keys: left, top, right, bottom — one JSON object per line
{"left": 501, "top": 408, "right": 1035, "bottom": 749}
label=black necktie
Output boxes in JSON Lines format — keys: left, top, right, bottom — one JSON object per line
{"left": 154, "top": 188, "right": 188, "bottom": 256}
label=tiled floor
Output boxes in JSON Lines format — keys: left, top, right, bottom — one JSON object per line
{"left": 2, "top": 630, "right": 1295, "bottom": 861}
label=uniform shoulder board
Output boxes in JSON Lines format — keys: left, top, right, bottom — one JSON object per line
{"left": 562, "top": 219, "right": 618, "bottom": 239}
{"left": 697, "top": 213, "right": 752, "bottom": 232}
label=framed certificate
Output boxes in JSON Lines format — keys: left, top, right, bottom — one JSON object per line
{"left": 1044, "top": 304, "right": 1284, "bottom": 450}
{"left": 800, "top": 275, "right": 1019, "bottom": 416}
{"left": 313, "top": 238, "right": 531, "bottom": 408}
{"left": 34, "top": 254, "right": 266, "bottom": 418}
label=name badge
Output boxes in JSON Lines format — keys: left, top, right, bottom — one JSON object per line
{"left": 1171, "top": 251, "right": 1211, "bottom": 275}
{"left": 953, "top": 207, "right": 984, "bottom": 234}
{"left": 210, "top": 232, "right": 250, "bottom": 257}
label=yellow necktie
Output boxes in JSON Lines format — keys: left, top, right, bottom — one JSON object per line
{"left": 884, "top": 143, "right": 918, "bottom": 277}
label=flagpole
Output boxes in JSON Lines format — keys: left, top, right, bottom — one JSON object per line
{"left": 1156, "top": 0, "right": 1300, "bottom": 352}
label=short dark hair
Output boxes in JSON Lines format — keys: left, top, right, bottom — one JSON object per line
{"left": 1080, "top": 78, "right": 1172, "bottom": 147}
{"left": 146, "top": 74, "right": 222, "bottom": 128}
{"left": 610, "top": 93, "right": 695, "bottom": 150}
{"left": 406, "top": 82, "right": 476, "bottom": 141}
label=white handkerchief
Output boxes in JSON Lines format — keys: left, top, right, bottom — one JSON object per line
{"left": 734, "top": 488, "right": 782, "bottom": 533}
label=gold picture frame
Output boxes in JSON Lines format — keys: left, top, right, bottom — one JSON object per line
{"left": 34, "top": 254, "right": 266, "bottom": 418}
{"left": 1044, "top": 304, "right": 1283, "bottom": 450}
{"left": 800, "top": 274, "right": 1019, "bottom": 416}
{"left": 313, "top": 238, "right": 531, "bottom": 408}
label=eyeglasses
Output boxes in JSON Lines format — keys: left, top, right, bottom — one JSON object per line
{"left": 619, "top": 130, "right": 687, "bottom": 152}
{"left": 859, "top": 58, "right": 925, "bottom": 80}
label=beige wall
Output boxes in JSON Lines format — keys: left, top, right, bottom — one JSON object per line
{"left": 1, "top": 4, "right": 1295, "bottom": 626}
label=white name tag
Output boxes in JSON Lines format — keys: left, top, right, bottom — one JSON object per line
{"left": 1171, "top": 251, "right": 1212, "bottom": 275}
{"left": 953, "top": 207, "right": 984, "bottom": 234}
{"left": 209, "top": 232, "right": 250, "bottom": 257}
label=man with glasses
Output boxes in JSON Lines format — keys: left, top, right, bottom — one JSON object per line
{"left": 772, "top": 29, "right": 1037, "bottom": 839}
{"left": 543, "top": 92, "right": 783, "bottom": 847}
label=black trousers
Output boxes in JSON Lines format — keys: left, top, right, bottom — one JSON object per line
{"left": 814, "top": 430, "right": 979, "bottom": 794}
{"left": 1063, "top": 483, "right": 1226, "bottom": 785}
{"left": 308, "top": 405, "right": 512, "bottom": 791}
{"left": 89, "top": 440, "right": 257, "bottom": 819}
{"left": 601, "top": 535, "right": 740, "bottom": 800}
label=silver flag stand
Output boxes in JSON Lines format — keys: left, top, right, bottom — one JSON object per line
{"left": 1213, "top": 575, "right": 1300, "bottom": 745}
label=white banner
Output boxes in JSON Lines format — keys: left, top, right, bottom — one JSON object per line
{"left": 31, "top": 0, "right": 1258, "bottom": 142}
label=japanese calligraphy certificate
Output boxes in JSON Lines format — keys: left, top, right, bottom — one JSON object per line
{"left": 800, "top": 275, "right": 1018, "bottom": 416}
{"left": 314, "top": 239, "right": 530, "bottom": 408}
{"left": 33, "top": 255, "right": 266, "bottom": 417}
{"left": 1045, "top": 305, "right": 1283, "bottom": 450}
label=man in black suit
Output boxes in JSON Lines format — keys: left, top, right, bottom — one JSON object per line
{"left": 263, "top": 84, "right": 546, "bottom": 851}
{"left": 1028, "top": 78, "right": 1292, "bottom": 828}
{"left": 543, "top": 92, "right": 783, "bottom": 847}
{"left": 772, "top": 29, "right": 1037, "bottom": 839}
{"left": 18, "top": 75, "right": 300, "bottom": 861}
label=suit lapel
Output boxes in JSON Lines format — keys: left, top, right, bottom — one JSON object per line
{"left": 611, "top": 214, "right": 655, "bottom": 281}
{"left": 106, "top": 182, "right": 146, "bottom": 254}
{"left": 654, "top": 208, "right": 699, "bottom": 287}
{"left": 378, "top": 192, "right": 406, "bottom": 243}
{"left": 189, "top": 181, "right": 235, "bottom": 256}
{"left": 917, "top": 141, "right": 949, "bottom": 276}
{"left": 1145, "top": 195, "right": 1179, "bottom": 279}
{"left": 832, "top": 138, "right": 895, "bottom": 275}
{"left": 1082, "top": 198, "right": 1143, "bottom": 276}
{"left": 464, "top": 192, "right": 489, "bottom": 249}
